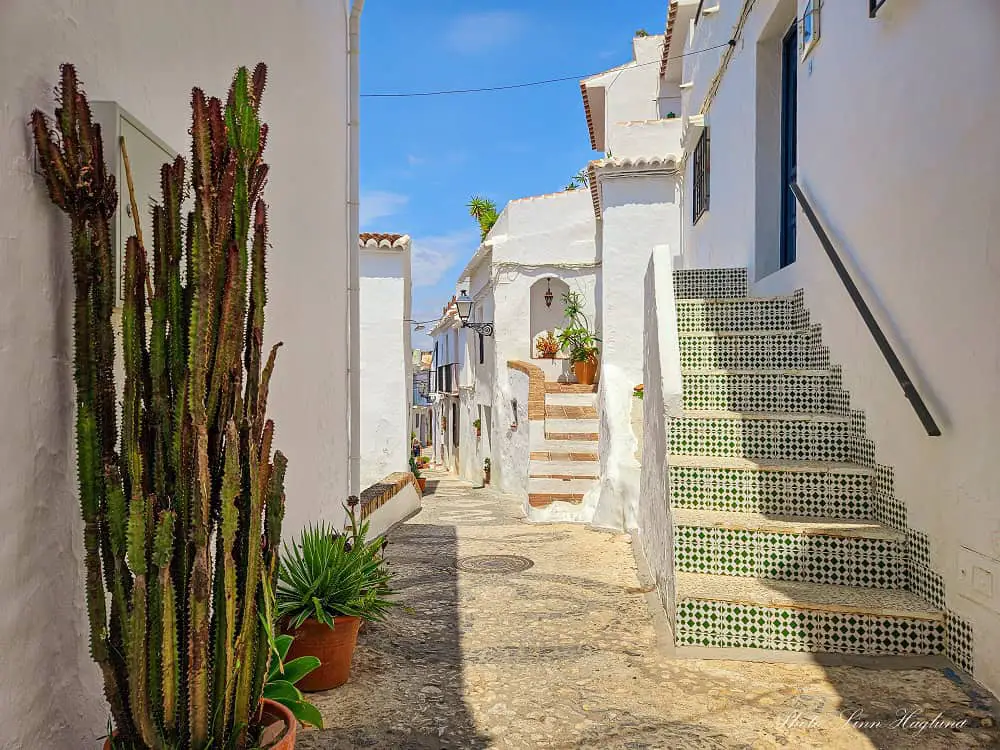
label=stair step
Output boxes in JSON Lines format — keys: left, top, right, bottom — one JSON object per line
{"left": 545, "top": 392, "right": 597, "bottom": 408}
{"left": 673, "top": 510, "right": 906, "bottom": 588}
{"left": 529, "top": 460, "right": 599, "bottom": 479}
{"left": 545, "top": 383, "right": 598, "bottom": 394}
{"left": 676, "top": 296, "right": 806, "bottom": 332}
{"left": 670, "top": 412, "right": 852, "bottom": 462}
{"left": 682, "top": 369, "right": 840, "bottom": 413}
{"left": 535, "top": 439, "right": 598, "bottom": 453}
{"left": 528, "top": 493, "right": 586, "bottom": 508}
{"left": 528, "top": 477, "right": 597, "bottom": 493}
{"left": 544, "top": 404, "right": 598, "bottom": 419}
{"left": 531, "top": 450, "right": 599, "bottom": 462}
{"left": 679, "top": 329, "right": 825, "bottom": 370}
{"left": 668, "top": 455, "right": 873, "bottom": 518}
{"left": 673, "top": 267, "right": 748, "bottom": 299}
{"left": 545, "top": 417, "right": 598, "bottom": 434}
{"left": 675, "top": 573, "right": 944, "bottom": 656}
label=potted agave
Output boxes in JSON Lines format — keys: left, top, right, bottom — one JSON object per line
{"left": 277, "top": 506, "right": 396, "bottom": 691}
{"left": 557, "top": 291, "right": 601, "bottom": 386}
{"left": 34, "top": 64, "right": 301, "bottom": 747}
{"left": 410, "top": 455, "right": 426, "bottom": 492}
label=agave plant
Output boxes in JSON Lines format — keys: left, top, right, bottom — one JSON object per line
{"left": 276, "top": 509, "right": 395, "bottom": 630}
{"left": 32, "top": 63, "right": 286, "bottom": 748}
{"left": 467, "top": 195, "right": 499, "bottom": 241}
{"left": 556, "top": 291, "right": 601, "bottom": 364}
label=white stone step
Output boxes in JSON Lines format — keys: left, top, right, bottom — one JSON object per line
{"left": 675, "top": 572, "right": 943, "bottom": 656}
{"left": 545, "top": 418, "right": 599, "bottom": 434}
{"left": 527, "top": 477, "right": 598, "bottom": 494}
{"left": 534, "top": 439, "right": 598, "bottom": 453}
{"left": 529, "top": 460, "right": 600, "bottom": 479}
{"left": 545, "top": 392, "right": 597, "bottom": 407}
{"left": 673, "top": 509, "right": 902, "bottom": 540}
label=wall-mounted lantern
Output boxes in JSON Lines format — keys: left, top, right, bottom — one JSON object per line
{"left": 544, "top": 278, "right": 554, "bottom": 308}
{"left": 456, "top": 290, "right": 494, "bottom": 336}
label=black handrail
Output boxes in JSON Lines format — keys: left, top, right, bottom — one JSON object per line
{"left": 790, "top": 182, "right": 941, "bottom": 437}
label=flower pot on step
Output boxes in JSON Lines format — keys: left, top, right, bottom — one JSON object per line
{"left": 573, "top": 358, "right": 598, "bottom": 386}
{"left": 417, "top": 477, "right": 427, "bottom": 492}
{"left": 284, "top": 615, "right": 362, "bottom": 691}
{"left": 103, "top": 699, "right": 297, "bottom": 749}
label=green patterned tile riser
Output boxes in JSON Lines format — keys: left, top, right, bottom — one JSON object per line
{"left": 679, "top": 332, "right": 827, "bottom": 370}
{"left": 681, "top": 371, "right": 836, "bottom": 414}
{"left": 673, "top": 526, "right": 907, "bottom": 589}
{"left": 675, "top": 600, "right": 945, "bottom": 656}
{"left": 675, "top": 296, "right": 806, "bottom": 332}
{"left": 669, "top": 417, "right": 852, "bottom": 462}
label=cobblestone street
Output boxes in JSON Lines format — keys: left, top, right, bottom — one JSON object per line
{"left": 299, "top": 468, "right": 998, "bottom": 750}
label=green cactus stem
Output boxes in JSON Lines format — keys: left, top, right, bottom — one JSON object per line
{"left": 32, "top": 62, "right": 286, "bottom": 749}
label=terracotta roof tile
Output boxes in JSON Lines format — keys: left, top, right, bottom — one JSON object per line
{"left": 660, "top": 1, "right": 680, "bottom": 77}
{"left": 359, "top": 232, "right": 410, "bottom": 249}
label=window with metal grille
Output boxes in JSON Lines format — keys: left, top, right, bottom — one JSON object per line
{"left": 692, "top": 129, "right": 710, "bottom": 224}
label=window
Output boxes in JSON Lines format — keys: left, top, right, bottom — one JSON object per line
{"left": 692, "top": 129, "right": 710, "bottom": 223}
{"left": 801, "top": 0, "right": 820, "bottom": 58}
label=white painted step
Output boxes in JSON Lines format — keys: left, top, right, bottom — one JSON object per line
{"left": 545, "top": 418, "right": 599, "bottom": 434}
{"left": 668, "top": 454, "right": 872, "bottom": 475}
{"left": 545, "top": 392, "right": 597, "bottom": 407}
{"left": 673, "top": 509, "right": 902, "bottom": 541}
{"left": 535, "top": 439, "right": 598, "bottom": 453}
{"left": 527, "top": 477, "right": 598, "bottom": 494}
{"left": 529, "top": 460, "right": 600, "bottom": 479}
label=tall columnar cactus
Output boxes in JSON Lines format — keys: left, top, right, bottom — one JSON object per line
{"left": 32, "top": 63, "right": 286, "bottom": 749}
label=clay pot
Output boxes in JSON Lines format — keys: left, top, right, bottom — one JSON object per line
{"left": 103, "top": 699, "right": 295, "bottom": 749}
{"left": 573, "top": 358, "right": 598, "bottom": 386}
{"left": 284, "top": 616, "right": 361, "bottom": 691}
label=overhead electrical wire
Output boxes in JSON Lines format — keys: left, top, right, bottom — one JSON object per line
{"left": 361, "top": 40, "right": 735, "bottom": 99}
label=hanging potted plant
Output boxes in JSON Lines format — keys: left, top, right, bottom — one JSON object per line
{"left": 473, "top": 418, "right": 482, "bottom": 438}
{"left": 34, "top": 64, "right": 302, "bottom": 748}
{"left": 556, "top": 291, "right": 601, "bottom": 385}
{"left": 410, "top": 455, "right": 426, "bottom": 492}
{"left": 534, "top": 330, "right": 560, "bottom": 359}
{"left": 277, "top": 506, "right": 396, "bottom": 691}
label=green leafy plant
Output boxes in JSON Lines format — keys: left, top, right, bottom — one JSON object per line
{"left": 633, "top": 384, "right": 645, "bottom": 400}
{"left": 276, "top": 510, "right": 396, "bottom": 631}
{"left": 409, "top": 455, "right": 423, "bottom": 479}
{"left": 33, "top": 64, "right": 286, "bottom": 748}
{"left": 556, "top": 291, "right": 601, "bottom": 364}
{"left": 468, "top": 195, "right": 499, "bottom": 240}
{"left": 565, "top": 169, "right": 589, "bottom": 191}
{"left": 635, "top": 28, "right": 649, "bottom": 37}
{"left": 259, "top": 575, "right": 323, "bottom": 729}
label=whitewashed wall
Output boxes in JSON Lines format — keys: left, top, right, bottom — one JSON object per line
{"left": 637, "top": 247, "right": 684, "bottom": 628}
{"left": 0, "top": 0, "right": 353, "bottom": 746}
{"left": 360, "top": 245, "right": 411, "bottom": 488}
{"left": 497, "top": 367, "right": 531, "bottom": 497}
{"left": 679, "top": 0, "right": 1000, "bottom": 694}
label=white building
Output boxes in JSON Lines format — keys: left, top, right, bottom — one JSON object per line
{"left": 411, "top": 350, "right": 433, "bottom": 447}
{"left": 0, "top": 0, "right": 365, "bottom": 744}
{"left": 636, "top": 0, "right": 1000, "bottom": 696}
{"left": 359, "top": 232, "right": 413, "bottom": 488}
{"left": 429, "top": 297, "right": 465, "bottom": 475}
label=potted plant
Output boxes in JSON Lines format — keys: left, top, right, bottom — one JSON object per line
{"left": 277, "top": 507, "right": 396, "bottom": 691}
{"left": 633, "top": 384, "right": 644, "bottom": 399}
{"left": 483, "top": 458, "right": 491, "bottom": 485}
{"left": 473, "top": 418, "right": 482, "bottom": 437}
{"left": 534, "top": 330, "right": 560, "bottom": 359}
{"left": 556, "top": 291, "right": 601, "bottom": 385}
{"left": 410, "top": 455, "right": 426, "bottom": 492}
{"left": 36, "top": 64, "right": 299, "bottom": 748}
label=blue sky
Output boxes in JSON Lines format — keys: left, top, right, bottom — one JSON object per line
{"left": 359, "top": 1, "right": 670, "bottom": 348}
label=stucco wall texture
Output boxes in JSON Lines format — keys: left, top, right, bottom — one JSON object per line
{"left": 0, "top": 1, "right": 352, "bottom": 745}
{"left": 679, "top": 0, "right": 1000, "bottom": 694}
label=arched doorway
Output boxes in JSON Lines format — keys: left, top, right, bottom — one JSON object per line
{"left": 530, "top": 276, "right": 570, "bottom": 359}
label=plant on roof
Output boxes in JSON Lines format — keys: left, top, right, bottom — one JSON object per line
{"left": 33, "top": 62, "right": 289, "bottom": 748}
{"left": 556, "top": 291, "right": 600, "bottom": 364}
{"left": 565, "top": 168, "right": 590, "bottom": 191}
{"left": 468, "top": 195, "right": 499, "bottom": 240}
{"left": 635, "top": 29, "right": 649, "bottom": 37}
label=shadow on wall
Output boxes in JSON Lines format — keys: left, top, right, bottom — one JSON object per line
{"left": 300, "top": 510, "right": 489, "bottom": 749}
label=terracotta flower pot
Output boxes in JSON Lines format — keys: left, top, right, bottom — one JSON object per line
{"left": 284, "top": 616, "right": 361, "bottom": 692}
{"left": 573, "top": 358, "right": 598, "bottom": 386}
{"left": 417, "top": 477, "right": 427, "bottom": 492}
{"left": 103, "top": 699, "right": 295, "bottom": 749}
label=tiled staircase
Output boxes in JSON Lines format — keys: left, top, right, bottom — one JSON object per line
{"left": 528, "top": 383, "right": 600, "bottom": 508}
{"left": 668, "top": 268, "right": 946, "bottom": 658}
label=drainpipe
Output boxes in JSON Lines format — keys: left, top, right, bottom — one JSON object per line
{"left": 348, "top": 0, "right": 365, "bottom": 496}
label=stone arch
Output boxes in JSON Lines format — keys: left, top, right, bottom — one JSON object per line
{"left": 529, "top": 276, "right": 570, "bottom": 359}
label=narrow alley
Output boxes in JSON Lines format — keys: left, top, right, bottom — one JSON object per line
{"left": 301, "top": 469, "right": 998, "bottom": 750}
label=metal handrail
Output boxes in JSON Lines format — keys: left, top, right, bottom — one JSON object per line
{"left": 790, "top": 182, "right": 941, "bottom": 437}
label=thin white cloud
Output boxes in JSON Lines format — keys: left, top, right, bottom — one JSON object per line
{"left": 359, "top": 190, "right": 409, "bottom": 229}
{"left": 411, "top": 229, "right": 479, "bottom": 288}
{"left": 407, "top": 154, "right": 426, "bottom": 167}
{"left": 444, "top": 11, "right": 527, "bottom": 54}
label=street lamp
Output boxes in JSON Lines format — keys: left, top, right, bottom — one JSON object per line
{"left": 544, "top": 278, "right": 554, "bottom": 308}
{"left": 455, "top": 290, "right": 494, "bottom": 336}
